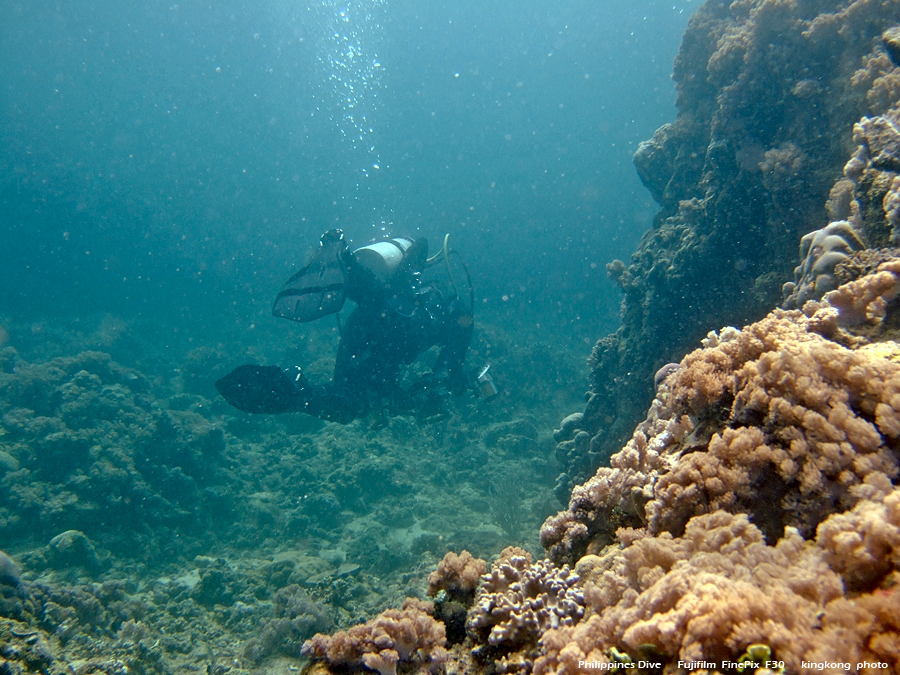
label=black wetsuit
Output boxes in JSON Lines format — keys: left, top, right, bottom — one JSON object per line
{"left": 304, "top": 283, "right": 473, "bottom": 422}
{"left": 216, "top": 241, "right": 473, "bottom": 424}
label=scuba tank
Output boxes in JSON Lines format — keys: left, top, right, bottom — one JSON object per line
{"left": 273, "top": 230, "right": 472, "bottom": 323}
{"left": 351, "top": 238, "right": 417, "bottom": 286}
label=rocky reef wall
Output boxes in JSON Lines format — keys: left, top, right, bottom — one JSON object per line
{"left": 555, "top": 0, "right": 900, "bottom": 497}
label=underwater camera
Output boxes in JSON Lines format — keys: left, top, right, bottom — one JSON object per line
{"left": 474, "top": 364, "right": 499, "bottom": 399}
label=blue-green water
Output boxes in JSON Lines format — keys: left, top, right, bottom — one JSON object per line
{"left": 1, "top": 0, "right": 693, "bottom": 341}
{"left": 0, "top": 1, "right": 696, "bottom": 670}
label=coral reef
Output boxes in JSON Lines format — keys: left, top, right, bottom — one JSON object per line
{"left": 555, "top": 0, "right": 900, "bottom": 502}
{"left": 296, "top": 262, "right": 900, "bottom": 675}
{"left": 0, "top": 349, "right": 228, "bottom": 561}
{"left": 786, "top": 103, "right": 900, "bottom": 309}
{"left": 10, "top": 3, "right": 900, "bottom": 675}
{"left": 466, "top": 551, "right": 584, "bottom": 659}
{"left": 541, "top": 265, "right": 900, "bottom": 564}
{"left": 844, "top": 107, "right": 900, "bottom": 247}
{"left": 302, "top": 599, "right": 447, "bottom": 675}
{"left": 426, "top": 550, "right": 486, "bottom": 605}
{"left": 534, "top": 509, "right": 900, "bottom": 674}
{"left": 539, "top": 511, "right": 842, "bottom": 673}
{"left": 816, "top": 258, "right": 900, "bottom": 326}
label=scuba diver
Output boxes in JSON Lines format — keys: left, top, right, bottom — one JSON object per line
{"left": 215, "top": 229, "right": 476, "bottom": 424}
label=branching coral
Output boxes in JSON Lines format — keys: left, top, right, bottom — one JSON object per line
{"left": 816, "top": 475, "right": 900, "bottom": 591}
{"left": 534, "top": 507, "right": 900, "bottom": 675}
{"left": 467, "top": 553, "right": 584, "bottom": 657}
{"left": 807, "top": 591, "right": 900, "bottom": 673}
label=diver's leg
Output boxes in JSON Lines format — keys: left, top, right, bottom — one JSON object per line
{"left": 299, "top": 388, "right": 364, "bottom": 424}
{"left": 216, "top": 363, "right": 363, "bottom": 423}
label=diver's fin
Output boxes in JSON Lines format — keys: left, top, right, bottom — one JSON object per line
{"left": 215, "top": 365, "right": 301, "bottom": 414}
{"left": 273, "top": 229, "right": 349, "bottom": 323}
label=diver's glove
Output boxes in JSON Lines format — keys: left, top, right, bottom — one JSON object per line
{"left": 215, "top": 365, "right": 309, "bottom": 414}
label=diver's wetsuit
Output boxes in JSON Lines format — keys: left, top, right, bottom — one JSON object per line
{"left": 304, "top": 285, "right": 473, "bottom": 422}
{"left": 216, "top": 236, "right": 473, "bottom": 424}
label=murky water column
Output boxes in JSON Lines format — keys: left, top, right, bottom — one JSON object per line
{"left": 315, "top": 0, "right": 387, "bottom": 179}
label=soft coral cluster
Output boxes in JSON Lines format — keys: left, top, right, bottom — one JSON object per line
{"left": 541, "top": 280, "right": 900, "bottom": 563}
{"left": 537, "top": 511, "right": 843, "bottom": 674}
{"left": 301, "top": 599, "right": 447, "bottom": 675}
{"left": 535, "top": 508, "right": 900, "bottom": 675}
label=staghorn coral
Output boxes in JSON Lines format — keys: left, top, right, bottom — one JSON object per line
{"left": 466, "top": 553, "right": 584, "bottom": 660}
{"left": 426, "top": 550, "right": 486, "bottom": 606}
{"left": 301, "top": 598, "right": 447, "bottom": 675}
{"left": 542, "top": 269, "right": 900, "bottom": 565}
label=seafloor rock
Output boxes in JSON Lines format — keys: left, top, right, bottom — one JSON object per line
{"left": 243, "top": 584, "right": 333, "bottom": 662}
{"left": 556, "top": 0, "right": 900, "bottom": 501}
{"left": 0, "top": 551, "right": 21, "bottom": 590}
{"left": 0, "top": 550, "right": 25, "bottom": 620}
{"left": 48, "top": 530, "right": 100, "bottom": 573}
{"left": 841, "top": 107, "right": 900, "bottom": 247}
